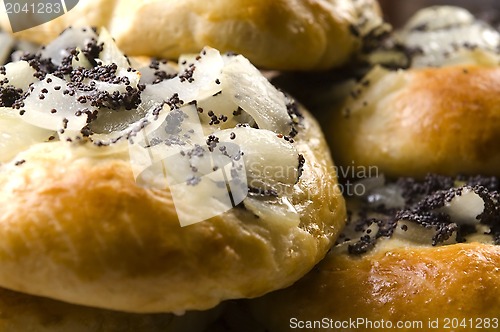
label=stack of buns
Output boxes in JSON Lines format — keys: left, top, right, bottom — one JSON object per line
{"left": 0, "top": 1, "right": 499, "bottom": 332}
{"left": 246, "top": 5, "right": 500, "bottom": 332}
{"left": 0, "top": 0, "right": 381, "bottom": 329}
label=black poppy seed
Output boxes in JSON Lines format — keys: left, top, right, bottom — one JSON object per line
{"left": 230, "top": 132, "right": 236, "bottom": 140}
{"left": 233, "top": 107, "right": 242, "bottom": 116}
{"left": 15, "top": 160, "right": 26, "bottom": 166}
{"left": 297, "top": 154, "right": 305, "bottom": 180}
{"left": 50, "top": 108, "right": 57, "bottom": 114}
{"left": 19, "top": 110, "right": 25, "bottom": 115}
{"left": 215, "top": 78, "right": 220, "bottom": 84}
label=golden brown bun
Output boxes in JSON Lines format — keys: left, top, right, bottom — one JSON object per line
{"left": 249, "top": 242, "right": 500, "bottom": 332}
{"left": 0, "top": 287, "right": 220, "bottom": 332}
{"left": 0, "top": 106, "right": 346, "bottom": 313}
{"left": 0, "top": 0, "right": 383, "bottom": 70}
{"left": 330, "top": 65, "right": 500, "bottom": 179}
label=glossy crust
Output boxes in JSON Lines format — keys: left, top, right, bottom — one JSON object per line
{"left": 250, "top": 242, "right": 500, "bottom": 332}
{"left": 330, "top": 65, "right": 500, "bottom": 179}
{"left": 0, "top": 107, "right": 346, "bottom": 313}
{"left": 0, "top": 0, "right": 383, "bottom": 70}
{"left": 0, "top": 287, "right": 220, "bottom": 332}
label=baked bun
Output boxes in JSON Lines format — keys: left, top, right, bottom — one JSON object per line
{"left": 0, "top": 0, "right": 384, "bottom": 70}
{"left": 330, "top": 6, "right": 500, "bottom": 179}
{"left": 0, "top": 27, "right": 346, "bottom": 313}
{"left": 0, "top": 287, "right": 220, "bottom": 332}
{"left": 249, "top": 174, "right": 500, "bottom": 332}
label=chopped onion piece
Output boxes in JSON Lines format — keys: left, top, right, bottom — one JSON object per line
{"left": 21, "top": 75, "right": 92, "bottom": 132}
{"left": 97, "top": 27, "right": 130, "bottom": 68}
{"left": 437, "top": 188, "right": 484, "bottom": 225}
{"left": 196, "top": 89, "right": 243, "bottom": 131}
{"left": 244, "top": 196, "right": 300, "bottom": 228}
{"left": 393, "top": 220, "right": 457, "bottom": 245}
{"left": 143, "top": 47, "right": 224, "bottom": 104}
{"left": 220, "top": 55, "right": 292, "bottom": 135}
{"left": 71, "top": 48, "right": 93, "bottom": 69}
{"left": 40, "top": 27, "right": 98, "bottom": 66}
{"left": 0, "top": 61, "right": 38, "bottom": 89}
{"left": 138, "top": 60, "right": 178, "bottom": 85}
{"left": 91, "top": 68, "right": 141, "bottom": 94}
{"left": 213, "top": 127, "right": 299, "bottom": 194}
{"left": 89, "top": 100, "right": 163, "bottom": 144}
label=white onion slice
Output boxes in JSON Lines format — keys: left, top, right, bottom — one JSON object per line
{"left": 90, "top": 99, "right": 162, "bottom": 144}
{"left": 196, "top": 89, "right": 242, "bottom": 131}
{"left": 20, "top": 74, "right": 92, "bottom": 132}
{"left": 243, "top": 196, "right": 300, "bottom": 228}
{"left": 40, "top": 27, "right": 98, "bottom": 66}
{"left": 97, "top": 27, "right": 130, "bottom": 68}
{"left": 393, "top": 220, "right": 457, "bottom": 246}
{"left": 138, "top": 60, "right": 178, "bottom": 85}
{"left": 220, "top": 55, "right": 292, "bottom": 135}
{"left": 90, "top": 68, "right": 141, "bottom": 94}
{"left": 213, "top": 127, "right": 299, "bottom": 193}
{"left": 437, "top": 188, "right": 484, "bottom": 225}
{"left": 143, "top": 47, "right": 224, "bottom": 104}
{"left": 0, "top": 61, "right": 38, "bottom": 89}
{"left": 71, "top": 48, "right": 93, "bottom": 69}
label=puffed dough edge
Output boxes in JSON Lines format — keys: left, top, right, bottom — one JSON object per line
{"left": 0, "top": 107, "right": 346, "bottom": 313}
{"left": 330, "top": 65, "right": 500, "bottom": 179}
{"left": 249, "top": 242, "right": 500, "bottom": 332}
{"left": 0, "top": 0, "right": 383, "bottom": 70}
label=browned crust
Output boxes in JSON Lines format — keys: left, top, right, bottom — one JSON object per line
{"left": 0, "top": 0, "right": 382, "bottom": 70}
{"left": 250, "top": 242, "right": 500, "bottom": 332}
{"left": 0, "top": 107, "right": 346, "bottom": 313}
{"left": 330, "top": 65, "right": 500, "bottom": 179}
